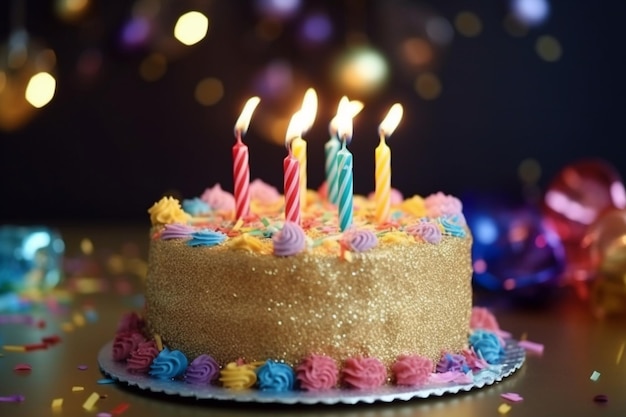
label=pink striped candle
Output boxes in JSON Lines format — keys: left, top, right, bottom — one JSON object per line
{"left": 284, "top": 143, "right": 301, "bottom": 224}
{"left": 232, "top": 97, "right": 261, "bottom": 220}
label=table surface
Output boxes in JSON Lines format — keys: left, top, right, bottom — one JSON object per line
{"left": 0, "top": 224, "right": 624, "bottom": 417}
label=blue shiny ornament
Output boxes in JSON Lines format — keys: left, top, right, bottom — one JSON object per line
{"left": 462, "top": 194, "right": 565, "bottom": 300}
{"left": 0, "top": 226, "right": 64, "bottom": 296}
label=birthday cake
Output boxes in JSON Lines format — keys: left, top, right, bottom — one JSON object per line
{"left": 109, "top": 181, "right": 508, "bottom": 391}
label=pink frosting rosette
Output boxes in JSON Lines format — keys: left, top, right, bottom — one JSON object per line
{"left": 295, "top": 354, "right": 339, "bottom": 391}
{"left": 470, "top": 306, "right": 510, "bottom": 341}
{"left": 342, "top": 357, "right": 387, "bottom": 389}
{"left": 273, "top": 221, "right": 307, "bottom": 256}
{"left": 200, "top": 184, "right": 235, "bottom": 212}
{"left": 126, "top": 340, "right": 159, "bottom": 374}
{"left": 424, "top": 192, "right": 464, "bottom": 219}
{"left": 112, "top": 332, "right": 147, "bottom": 362}
{"left": 116, "top": 311, "right": 145, "bottom": 334}
{"left": 391, "top": 354, "right": 433, "bottom": 387}
{"left": 250, "top": 179, "right": 281, "bottom": 204}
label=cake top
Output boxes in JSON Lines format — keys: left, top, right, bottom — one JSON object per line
{"left": 147, "top": 180, "right": 469, "bottom": 257}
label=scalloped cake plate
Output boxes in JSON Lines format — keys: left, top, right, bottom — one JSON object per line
{"left": 97, "top": 339, "right": 525, "bottom": 405}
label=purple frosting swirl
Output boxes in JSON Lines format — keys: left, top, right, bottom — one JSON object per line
{"left": 161, "top": 223, "right": 195, "bottom": 240}
{"left": 273, "top": 221, "right": 307, "bottom": 256}
{"left": 184, "top": 354, "right": 220, "bottom": 384}
{"left": 343, "top": 229, "right": 378, "bottom": 252}
{"left": 406, "top": 221, "right": 442, "bottom": 244}
{"left": 436, "top": 353, "right": 469, "bottom": 373}
{"left": 149, "top": 348, "right": 189, "bottom": 380}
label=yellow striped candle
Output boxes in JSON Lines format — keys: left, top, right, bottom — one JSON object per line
{"left": 375, "top": 103, "right": 403, "bottom": 223}
{"left": 295, "top": 88, "right": 317, "bottom": 209}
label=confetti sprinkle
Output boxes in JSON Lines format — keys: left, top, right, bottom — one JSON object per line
{"left": 517, "top": 340, "right": 544, "bottom": 355}
{"left": 97, "top": 413, "right": 113, "bottom": 417}
{"left": 24, "top": 343, "right": 48, "bottom": 351}
{"left": 51, "top": 398, "right": 63, "bottom": 409}
{"left": 42, "top": 335, "right": 62, "bottom": 345}
{"left": 0, "top": 394, "right": 25, "bottom": 403}
{"left": 61, "top": 322, "right": 75, "bottom": 332}
{"left": 82, "top": 392, "right": 100, "bottom": 410}
{"left": 13, "top": 363, "right": 32, "bottom": 371}
{"left": 498, "top": 403, "right": 512, "bottom": 414}
{"left": 97, "top": 378, "right": 115, "bottom": 384}
{"left": 73, "top": 313, "right": 86, "bottom": 327}
{"left": 617, "top": 342, "right": 624, "bottom": 365}
{"left": 72, "top": 386, "right": 85, "bottom": 392}
{"left": 501, "top": 392, "right": 524, "bottom": 402}
{"left": 590, "top": 371, "right": 601, "bottom": 381}
{"left": 110, "top": 402, "right": 130, "bottom": 414}
{"left": 3, "top": 345, "right": 26, "bottom": 352}
{"left": 78, "top": 365, "right": 88, "bottom": 370}
{"left": 593, "top": 394, "right": 609, "bottom": 403}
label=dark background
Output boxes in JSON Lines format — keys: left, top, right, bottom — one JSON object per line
{"left": 1, "top": 0, "right": 625, "bottom": 224}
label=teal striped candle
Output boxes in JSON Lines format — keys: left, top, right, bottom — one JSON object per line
{"left": 337, "top": 139, "right": 353, "bottom": 232}
{"left": 324, "top": 136, "right": 341, "bottom": 205}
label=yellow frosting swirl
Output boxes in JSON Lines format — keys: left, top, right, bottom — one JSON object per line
{"left": 226, "top": 233, "right": 270, "bottom": 254}
{"left": 148, "top": 197, "right": 191, "bottom": 226}
{"left": 400, "top": 195, "right": 427, "bottom": 217}
{"left": 219, "top": 362, "right": 258, "bottom": 389}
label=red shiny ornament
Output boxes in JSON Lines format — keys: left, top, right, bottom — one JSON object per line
{"left": 542, "top": 159, "right": 626, "bottom": 289}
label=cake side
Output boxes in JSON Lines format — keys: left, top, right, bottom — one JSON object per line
{"left": 145, "top": 226, "right": 473, "bottom": 367}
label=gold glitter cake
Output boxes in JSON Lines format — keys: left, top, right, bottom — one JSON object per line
{"left": 143, "top": 183, "right": 473, "bottom": 372}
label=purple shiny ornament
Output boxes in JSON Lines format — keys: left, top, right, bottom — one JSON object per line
{"left": 463, "top": 194, "right": 566, "bottom": 301}
{"left": 542, "top": 159, "right": 626, "bottom": 286}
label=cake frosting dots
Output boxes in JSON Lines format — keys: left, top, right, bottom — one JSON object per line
{"left": 111, "top": 180, "right": 508, "bottom": 391}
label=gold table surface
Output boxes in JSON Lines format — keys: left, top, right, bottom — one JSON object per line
{"left": 0, "top": 224, "right": 625, "bottom": 417}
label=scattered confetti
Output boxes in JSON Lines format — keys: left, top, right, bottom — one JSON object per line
{"left": 42, "top": 335, "right": 62, "bottom": 345}
{"left": 51, "top": 398, "right": 63, "bottom": 409}
{"left": 593, "top": 394, "right": 609, "bottom": 403}
{"left": 97, "top": 413, "right": 113, "bottom": 417}
{"left": 498, "top": 403, "right": 512, "bottom": 414}
{"left": 617, "top": 342, "right": 624, "bottom": 365}
{"left": 0, "top": 394, "right": 25, "bottom": 403}
{"left": 518, "top": 340, "right": 544, "bottom": 355}
{"left": 82, "top": 392, "right": 100, "bottom": 411}
{"left": 501, "top": 392, "right": 524, "bottom": 402}
{"left": 73, "top": 312, "right": 86, "bottom": 327}
{"left": 61, "top": 322, "right": 75, "bottom": 332}
{"left": 590, "top": 371, "right": 601, "bottom": 381}
{"left": 97, "top": 378, "right": 115, "bottom": 385}
{"left": 72, "top": 386, "right": 85, "bottom": 392}
{"left": 13, "top": 363, "right": 32, "bottom": 371}
{"left": 3, "top": 345, "right": 26, "bottom": 352}
{"left": 24, "top": 343, "right": 48, "bottom": 351}
{"left": 77, "top": 365, "right": 88, "bottom": 370}
{"left": 110, "top": 402, "right": 130, "bottom": 414}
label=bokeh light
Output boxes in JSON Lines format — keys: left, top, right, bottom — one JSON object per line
{"left": 518, "top": 158, "right": 542, "bottom": 184}
{"left": 511, "top": 0, "right": 550, "bottom": 27}
{"left": 414, "top": 72, "right": 442, "bottom": 100}
{"left": 254, "top": 0, "right": 301, "bottom": 19}
{"left": 173, "top": 11, "right": 209, "bottom": 46}
{"left": 300, "top": 13, "right": 332, "bottom": 44}
{"left": 503, "top": 13, "right": 529, "bottom": 37}
{"left": 536, "top": 35, "right": 562, "bottom": 62}
{"left": 402, "top": 38, "right": 433, "bottom": 68}
{"left": 454, "top": 11, "right": 483, "bottom": 37}
{"left": 332, "top": 46, "right": 389, "bottom": 97}
{"left": 195, "top": 77, "right": 224, "bottom": 106}
{"left": 25, "top": 72, "right": 56, "bottom": 108}
{"left": 121, "top": 16, "right": 152, "bottom": 49}
{"left": 139, "top": 53, "right": 167, "bottom": 81}
{"left": 54, "top": 0, "right": 90, "bottom": 22}
{"left": 425, "top": 16, "right": 454, "bottom": 46}
{"left": 252, "top": 60, "right": 294, "bottom": 99}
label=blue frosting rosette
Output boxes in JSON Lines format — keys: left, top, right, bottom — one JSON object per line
{"left": 182, "top": 197, "right": 210, "bottom": 216}
{"left": 469, "top": 330, "right": 505, "bottom": 365}
{"left": 187, "top": 229, "right": 227, "bottom": 247}
{"left": 149, "top": 348, "right": 189, "bottom": 379}
{"left": 256, "top": 360, "right": 296, "bottom": 391}
{"left": 438, "top": 214, "right": 467, "bottom": 238}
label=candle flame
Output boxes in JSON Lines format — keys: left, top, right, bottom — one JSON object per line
{"left": 300, "top": 88, "right": 318, "bottom": 133}
{"left": 336, "top": 99, "right": 353, "bottom": 144}
{"left": 234, "top": 96, "right": 261, "bottom": 136}
{"left": 285, "top": 111, "right": 304, "bottom": 147}
{"left": 329, "top": 97, "right": 362, "bottom": 137}
{"left": 378, "top": 103, "right": 403, "bottom": 137}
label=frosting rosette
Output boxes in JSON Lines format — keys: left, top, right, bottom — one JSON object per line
{"left": 295, "top": 354, "right": 339, "bottom": 391}
{"left": 470, "top": 307, "right": 501, "bottom": 333}
{"left": 219, "top": 362, "right": 257, "bottom": 390}
{"left": 116, "top": 312, "right": 145, "bottom": 334}
{"left": 126, "top": 340, "right": 159, "bottom": 374}
{"left": 461, "top": 348, "right": 489, "bottom": 371}
{"left": 406, "top": 220, "right": 442, "bottom": 244}
{"left": 273, "top": 221, "right": 307, "bottom": 256}
{"left": 342, "top": 357, "right": 387, "bottom": 389}
{"left": 160, "top": 223, "right": 195, "bottom": 240}
{"left": 469, "top": 330, "right": 505, "bottom": 365}
{"left": 184, "top": 354, "right": 220, "bottom": 384}
{"left": 187, "top": 229, "right": 227, "bottom": 247}
{"left": 148, "top": 197, "right": 191, "bottom": 226}
{"left": 255, "top": 360, "right": 296, "bottom": 392}
{"left": 438, "top": 215, "right": 467, "bottom": 237}
{"left": 149, "top": 348, "right": 188, "bottom": 380}
{"left": 342, "top": 229, "right": 378, "bottom": 252}
{"left": 250, "top": 178, "right": 281, "bottom": 204}
{"left": 201, "top": 184, "right": 235, "bottom": 212}
{"left": 112, "top": 332, "right": 146, "bottom": 362}
{"left": 436, "top": 353, "right": 470, "bottom": 373}
{"left": 391, "top": 354, "right": 433, "bottom": 387}
{"left": 182, "top": 197, "right": 210, "bottom": 216}
{"left": 424, "top": 192, "right": 463, "bottom": 218}
{"left": 400, "top": 195, "right": 427, "bottom": 217}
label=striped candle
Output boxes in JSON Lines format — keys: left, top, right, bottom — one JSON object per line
{"left": 324, "top": 136, "right": 340, "bottom": 205}
{"left": 337, "top": 139, "right": 353, "bottom": 232}
{"left": 375, "top": 103, "right": 403, "bottom": 223}
{"left": 233, "top": 96, "right": 261, "bottom": 220}
{"left": 283, "top": 143, "right": 301, "bottom": 224}
{"left": 291, "top": 136, "right": 307, "bottom": 210}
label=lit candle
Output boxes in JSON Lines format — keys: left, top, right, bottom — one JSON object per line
{"left": 336, "top": 109, "right": 354, "bottom": 232}
{"left": 326, "top": 97, "right": 363, "bottom": 205}
{"left": 375, "top": 103, "right": 403, "bottom": 223}
{"left": 284, "top": 112, "right": 303, "bottom": 224}
{"left": 292, "top": 88, "right": 318, "bottom": 209}
{"left": 233, "top": 96, "right": 261, "bottom": 220}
